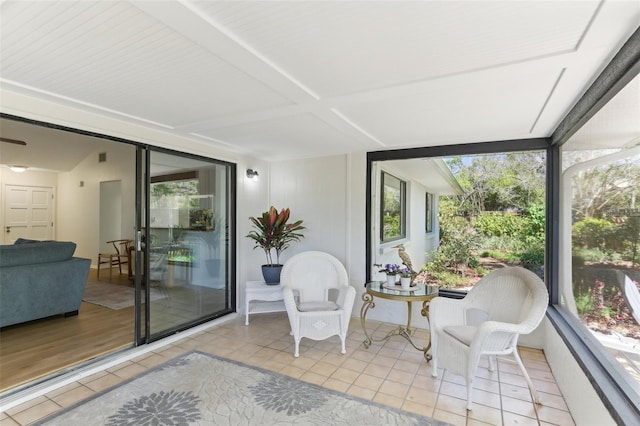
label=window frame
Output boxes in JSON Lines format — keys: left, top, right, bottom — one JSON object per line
{"left": 367, "top": 138, "right": 549, "bottom": 285}
{"left": 425, "top": 192, "right": 433, "bottom": 233}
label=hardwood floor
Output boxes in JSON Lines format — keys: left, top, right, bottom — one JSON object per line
{"left": 0, "top": 268, "right": 231, "bottom": 393}
{"left": 0, "top": 270, "right": 135, "bottom": 393}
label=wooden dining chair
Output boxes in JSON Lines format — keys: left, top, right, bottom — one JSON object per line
{"left": 97, "top": 239, "right": 132, "bottom": 279}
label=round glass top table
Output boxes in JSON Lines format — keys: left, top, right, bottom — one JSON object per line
{"left": 360, "top": 281, "right": 439, "bottom": 361}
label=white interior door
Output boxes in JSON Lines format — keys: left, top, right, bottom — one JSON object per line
{"left": 3, "top": 184, "right": 54, "bottom": 244}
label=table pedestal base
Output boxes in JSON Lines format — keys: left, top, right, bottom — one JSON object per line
{"left": 360, "top": 292, "right": 433, "bottom": 361}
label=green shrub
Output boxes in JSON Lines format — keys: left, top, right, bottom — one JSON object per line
{"left": 473, "top": 265, "right": 488, "bottom": 277}
{"left": 383, "top": 214, "right": 401, "bottom": 239}
{"left": 428, "top": 270, "right": 465, "bottom": 288}
{"left": 474, "top": 212, "right": 524, "bottom": 237}
{"left": 474, "top": 205, "right": 546, "bottom": 266}
{"left": 519, "top": 244, "right": 545, "bottom": 266}
{"left": 575, "top": 293, "right": 593, "bottom": 316}
{"left": 478, "top": 236, "right": 515, "bottom": 253}
{"left": 572, "top": 218, "right": 616, "bottom": 249}
{"left": 612, "top": 217, "right": 640, "bottom": 257}
{"left": 480, "top": 249, "right": 502, "bottom": 258}
{"left": 573, "top": 247, "right": 610, "bottom": 263}
{"left": 523, "top": 203, "right": 545, "bottom": 239}
{"left": 432, "top": 217, "right": 481, "bottom": 273}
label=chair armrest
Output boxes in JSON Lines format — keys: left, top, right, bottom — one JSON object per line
{"left": 282, "top": 287, "right": 298, "bottom": 316}
{"left": 469, "top": 320, "right": 522, "bottom": 354}
{"left": 430, "top": 296, "right": 466, "bottom": 330}
{"left": 340, "top": 285, "right": 356, "bottom": 318}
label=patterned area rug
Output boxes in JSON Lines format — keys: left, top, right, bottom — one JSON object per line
{"left": 82, "top": 281, "right": 166, "bottom": 310}
{"left": 35, "top": 351, "right": 446, "bottom": 425}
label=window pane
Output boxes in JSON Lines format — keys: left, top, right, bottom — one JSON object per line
{"left": 426, "top": 152, "right": 546, "bottom": 289}
{"left": 372, "top": 152, "right": 545, "bottom": 289}
{"left": 561, "top": 145, "right": 640, "bottom": 392}
{"left": 148, "top": 153, "right": 233, "bottom": 338}
{"left": 381, "top": 171, "right": 406, "bottom": 242}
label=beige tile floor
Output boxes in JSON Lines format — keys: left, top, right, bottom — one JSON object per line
{"left": 1, "top": 313, "right": 575, "bottom": 425}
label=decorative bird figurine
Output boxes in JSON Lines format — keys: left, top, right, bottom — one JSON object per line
{"left": 393, "top": 243, "right": 414, "bottom": 273}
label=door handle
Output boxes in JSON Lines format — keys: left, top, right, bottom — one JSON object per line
{"left": 5, "top": 226, "right": 9, "bottom": 234}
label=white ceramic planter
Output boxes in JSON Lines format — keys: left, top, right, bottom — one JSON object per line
{"left": 386, "top": 274, "right": 397, "bottom": 286}
{"left": 400, "top": 276, "right": 411, "bottom": 289}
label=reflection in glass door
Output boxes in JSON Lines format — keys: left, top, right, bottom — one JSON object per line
{"left": 143, "top": 150, "right": 234, "bottom": 340}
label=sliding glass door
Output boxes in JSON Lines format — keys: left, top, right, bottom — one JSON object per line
{"left": 0, "top": 115, "right": 236, "bottom": 393}
{"left": 136, "top": 149, "right": 235, "bottom": 342}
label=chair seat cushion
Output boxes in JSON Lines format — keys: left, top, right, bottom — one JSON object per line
{"left": 443, "top": 325, "right": 478, "bottom": 346}
{"left": 297, "top": 301, "right": 340, "bottom": 312}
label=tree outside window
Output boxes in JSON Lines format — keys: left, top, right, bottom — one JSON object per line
{"left": 422, "top": 151, "right": 546, "bottom": 288}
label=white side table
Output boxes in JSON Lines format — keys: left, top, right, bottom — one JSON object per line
{"left": 245, "top": 280, "right": 286, "bottom": 325}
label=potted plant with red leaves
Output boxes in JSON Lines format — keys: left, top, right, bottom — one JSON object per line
{"left": 247, "top": 206, "right": 305, "bottom": 284}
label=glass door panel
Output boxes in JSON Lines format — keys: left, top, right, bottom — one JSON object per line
{"left": 146, "top": 151, "right": 233, "bottom": 339}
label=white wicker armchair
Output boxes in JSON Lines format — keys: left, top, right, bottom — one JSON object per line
{"left": 281, "top": 251, "right": 356, "bottom": 357}
{"left": 429, "top": 266, "right": 549, "bottom": 410}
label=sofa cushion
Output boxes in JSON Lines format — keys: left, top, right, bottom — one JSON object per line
{"left": 0, "top": 241, "right": 77, "bottom": 267}
{"left": 14, "top": 238, "right": 40, "bottom": 244}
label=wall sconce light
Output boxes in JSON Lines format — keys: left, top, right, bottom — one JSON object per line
{"left": 10, "top": 165, "right": 28, "bottom": 173}
{"left": 246, "top": 169, "right": 259, "bottom": 181}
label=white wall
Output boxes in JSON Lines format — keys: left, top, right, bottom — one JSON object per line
{"left": 270, "top": 155, "right": 348, "bottom": 261}
{"left": 99, "top": 180, "right": 122, "bottom": 254}
{"left": 543, "top": 318, "right": 615, "bottom": 425}
{"left": 57, "top": 143, "right": 136, "bottom": 263}
{"left": 348, "top": 152, "right": 367, "bottom": 288}
{"left": 364, "top": 161, "right": 441, "bottom": 328}
{"left": 237, "top": 154, "right": 351, "bottom": 321}
{"left": 236, "top": 157, "right": 271, "bottom": 295}
{"left": 372, "top": 162, "right": 440, "bottom": 275}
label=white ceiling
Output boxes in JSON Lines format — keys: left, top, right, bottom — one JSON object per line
{"left": 0, "top": 118, "right": 114, "bottom": 172}
{"left": 0, "top": 1, "right": 639, "bottom": 164}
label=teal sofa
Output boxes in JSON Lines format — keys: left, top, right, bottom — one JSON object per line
{"left": 0, "top": 239, "right": 91, "bottom": 328}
